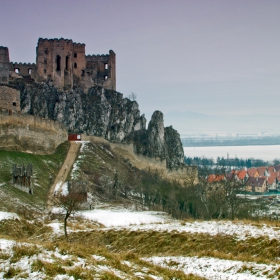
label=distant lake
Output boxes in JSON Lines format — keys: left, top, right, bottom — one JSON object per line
{"left": 183, "top": 145, "right": 280, "bottom": 162}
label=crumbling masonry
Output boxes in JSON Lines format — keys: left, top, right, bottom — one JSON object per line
{"left": 0, "top": 38, "right": 116, "bottom": 91}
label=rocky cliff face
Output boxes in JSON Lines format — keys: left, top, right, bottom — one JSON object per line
{"left": 20, "top": 82, "right": 146, "bottom": 142}
{"left": 17, "top": 81, "right": 184, "bottom": 168}
{"left": 124, "top": 111, "right": 185, "bottom": 169}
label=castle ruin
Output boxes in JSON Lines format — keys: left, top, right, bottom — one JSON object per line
{"left": 0, "top": 46, "right": 10, "bottom": 84}
{"left": 0, "top": 38, "right": 116, "bottom": 91}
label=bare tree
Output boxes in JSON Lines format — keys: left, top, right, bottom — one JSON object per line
{"left": 128, "top": 92, "right": 137, "bottom": 101}
{"left": 55, "top": 189, "right": 85, "bottom": 241}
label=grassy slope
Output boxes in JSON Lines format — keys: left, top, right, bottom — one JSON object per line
{"left": 0, "top": 141, "right": 70, "bottom": 214}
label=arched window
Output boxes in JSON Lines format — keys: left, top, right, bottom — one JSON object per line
{"left": 28, "top": 68, "right": 32, "bottom": 75}
{"left": 104, "top": 63, "right": 108, "bottom": 70}
{"left": 65, "top": 55, "right": 69, "bottom": 71}
{"left": 56, "top": 55, "right": 61, "bottom": 71}
{"left": 14, "top": 68, "right": 20, "bottom": 74}
{"left": 74, "top": 63, "right": 77, "bottom": 68}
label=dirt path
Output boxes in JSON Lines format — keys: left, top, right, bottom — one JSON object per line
{"left": 47, "top": 141, "right": 82, "bottom": 210}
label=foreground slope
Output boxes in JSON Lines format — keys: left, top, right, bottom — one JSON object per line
{"left": 1, "top": 208, "right": 280, "bottom": 279}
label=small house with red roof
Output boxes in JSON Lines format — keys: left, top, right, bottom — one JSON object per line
{"left": 267, "top": 166, "right": 275, "bottom": 175}
{"left": 247, "top": 168, "right": 259, "bottom": 178}
{"left": 257, "top": 166, "right": 268, "bottom": 177}
{"left": 246, "top": 177, "right": 267, "bottom": 193}
{"left": 267, "top": 172, "right": 277, "bottom": 191}
{"left": 207, "top": 174, "right": 226, "bottom": 183}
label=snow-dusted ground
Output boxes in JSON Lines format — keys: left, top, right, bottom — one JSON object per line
{"left": 0, "top": 211, "right": 19, "bottom": 221}
{"left": 144, "top": 256, "right": 279, "bottom": 280}
{"left": 2, "top": 207, "right": 280, "bottom": 279}
{"left": 77, "top": 208, "right": 280, "bottom": 241}
{"left": 81, "top": 209, "right": 171, "bottom": 227}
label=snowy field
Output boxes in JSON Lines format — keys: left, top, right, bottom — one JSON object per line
{"left": 2, "top": 208, "right": 280, "bottom": 279}
{"left": 80, "top": 209, "right": 280, "bottom": 240}
{"left": 81, "top": 209, "right": 171, "bottom": 227}
{"left": 184, "top": 145, "right": 280, "bottom": 162}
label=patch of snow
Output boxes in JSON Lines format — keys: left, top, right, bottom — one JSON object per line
{"left": 79, "top": 141, "right": 90, "bottom": 152}
{"left": 0, "top": 211, "right": 19, "bottom": 221}
{"left": 144, "top": 256, "right": 280, "bottom": 280}
{"left": 51, "top": 207, "right": 66, "bottom": 215}
{"left": 60, "top": 182, "right": 69, "bottom": 196}
{"left": 81, "top": 209, "right": 169, "bottom": 227}
{"left": 92, "top": 255, "right": 106, "bottom": 261}
{"left": 0, "top": 238, "right": 15, "bottom": 253}
{"left": 71, "top": 161, "right": 80, "bottom": 180}
{"left": 48, "top": 222, "right": 63, "bottom": 234}
{"left": 124, "top": 220, "right": 280, "bottom": 241}
{"left": 53, "top": 181, "right": 62, "bottom": 195}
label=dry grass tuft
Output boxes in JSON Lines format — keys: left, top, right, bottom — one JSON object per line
{"left": 3, "top": 267, "right": 22, "bottom": 278}
{"left": 11, "top": 244, "right": 39, "bottom": 263}
{"left": 32, "top": 259, "right": 66, "bottom": 277}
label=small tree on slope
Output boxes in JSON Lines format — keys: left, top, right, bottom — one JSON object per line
{"left": 56, "top": 191, "right": 85, "bottom": 241}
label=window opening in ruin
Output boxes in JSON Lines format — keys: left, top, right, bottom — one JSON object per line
{"left": 81, "top": 70, "right": 85, "bottom": 76}
{"left": 44, "top": 59, "right": 47, "bottom": 64}
{"left": 74, "top": 63, "right": 77, "bottom": 68}
{"left": 44, "top": 48, "right": 48, "bottom": 54}
{"left": 56, "top": 55, "right": 61, "bottom": 71}
{"left": 74, "top": 53, "right": 77, "bottom": 58}
{"left": 104, "top": 63, "right": 108, "bottom": 70}
{"left": 12, "top": 102, "right": 16, "bottom": 106}
{"left": 14, "top": 68, "right": 20, "bottom": 74}
{"left": 104, "top": 75, "right": 108, "bottom": 80}
{"left": 44, "top": 69, "right": 46, "bottom": 74}
{"left": 28, "top": 69, "right": 32, "bottom": 75}
{"left": 65, "top": 56, "right": 69, "bottom": 71}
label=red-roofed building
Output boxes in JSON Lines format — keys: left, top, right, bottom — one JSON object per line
{"left": 267, "top": 166, "right": 275, "bottom": 175}
{"left": 257, "top": 166, "right": 268, "bottom": 177}
{"left": 247, "top": 168, "right": 259, "bottom": 178}
{"left": 267, "top": 173, "right": 277, "bottom": 190}
{"left": 275, "top": 165, "right": 280, "bottom": 173}
{"left": 226, "top": 169, "right": 248, "bottom": 183}
{"left": 236, "top": 169, "right": 248, "bottom": 182}
{"left": 207, "top": 174, "right": 225, "bottom": 183}
{"left": 246, "top": 177, "right": 267, "bottom": 193}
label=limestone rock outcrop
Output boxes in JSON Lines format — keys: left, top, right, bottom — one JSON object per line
{"left": 20, "top": 82, "right": 146, "bottom": 142}
{"left": 124, "top": 111, "right": 185, "bottom": 169}
{"left": 164, "top": 126, "right": 185, "bottom": 169}
{"left": 147, "top": 111, "right": 166, "bottom": 160}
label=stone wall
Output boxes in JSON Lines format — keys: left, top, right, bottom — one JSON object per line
{"left": 9, "top": 62, "right": 36, "bottom": 78}
{"left": 0, "top": 47, "right": 10, "bottom": 84}
{"left": 0, "top": 85, "right": 20, "bottom": 111}
{"left": 0, "top": 109, "right": 68, "bottom": 154}
{"left": 85, "top": 50, "right": 116, "bottom": 90}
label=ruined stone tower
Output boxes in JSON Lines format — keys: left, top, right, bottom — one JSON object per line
{"left": 0, "top": 47, "right": 10, "bottom": 84}
{"left": 36, "top": 38, "right": 116, "bottom": 91}
{"left": 36, "top": 38, "right": 78, "bottom": 90}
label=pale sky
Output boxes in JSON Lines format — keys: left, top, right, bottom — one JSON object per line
{"left": 1, "top": 0, "right": 280, "bottom": 127}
